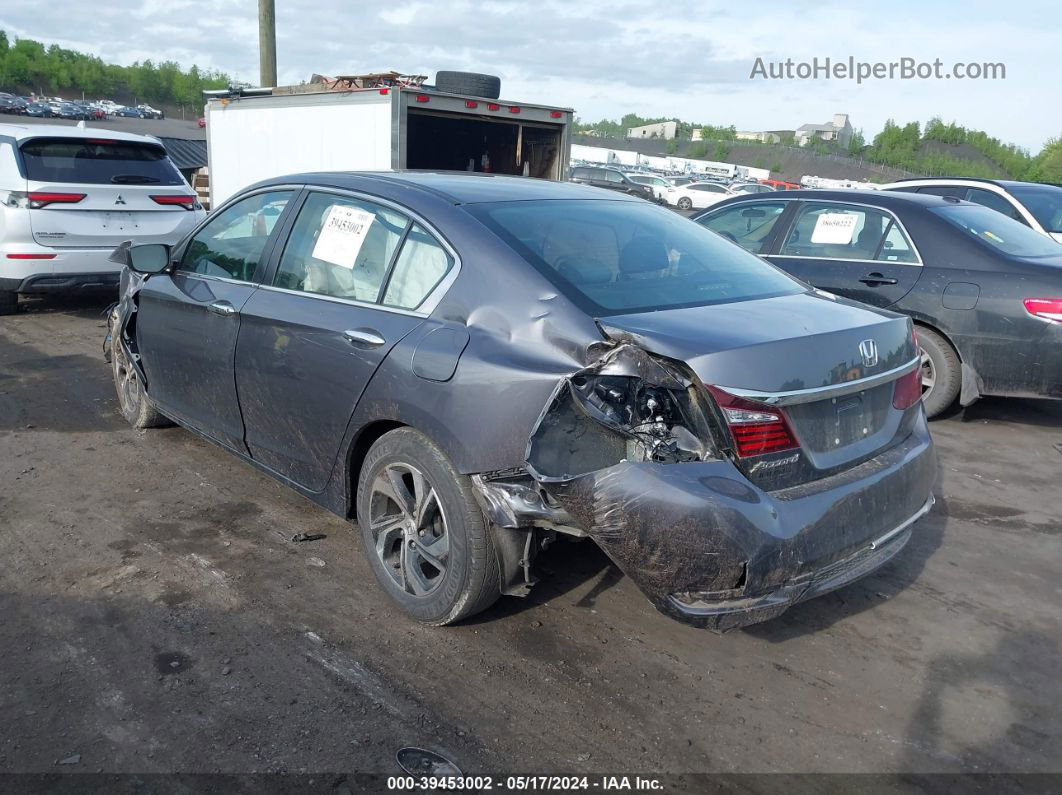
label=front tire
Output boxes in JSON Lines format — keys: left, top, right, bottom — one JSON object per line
{"left": 677, "top": 197, "right": 693, "bottom": 210}
{"left": 917, "top": 326, "right": 960, "bottom": 418}
{"left": 357, "top": 428, "right": 500, "bottom": 625}
{"left": 0, "top": 290, "right": 17, "bottom": 316}
{"left": 111, "top": 318, "right": 168, "bottom": 429}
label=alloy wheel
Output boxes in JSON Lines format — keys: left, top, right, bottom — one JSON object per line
{"left": 113, "top": 340, "right": 141, "bottom": 416}
{"left": 920, "top": 346, "right": 936, "bottom": 399}
{"left": 369, "top": 462, "right": 449, "bottom": 597}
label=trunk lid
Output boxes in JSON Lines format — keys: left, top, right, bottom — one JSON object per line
{"left": 599, "top": 291, "right": 919, "bottom": 479}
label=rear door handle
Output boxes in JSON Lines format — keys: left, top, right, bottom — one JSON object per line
{"left": 343, "top": 328, "right": 386, "bottom": 348}
{"left": 859, "top": 272, "right": 898, "bottom": 286}
{"left": 208, "top": 300, "right": 237, "bottom": 316}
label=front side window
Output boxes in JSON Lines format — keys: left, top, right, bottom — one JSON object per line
{"left": 470, "top": 199, "right": 803, "bottom": 315}
{"left": 965, "top": 188, "right": 1026, "bottom": 224}
{"left": 273, "top": 192, "right": 407, "bottom": 302}
{"left": 697, "top": 202, "right": 787, "bottom": 254}
{"left": 180, "top": 190, "right": 292, "bottom": 281}
{"left": 1009, "top": 185, "right": 1062, "bottom": 234}
{"left": 779, "top": 202, "right": 912, "bottom": 262}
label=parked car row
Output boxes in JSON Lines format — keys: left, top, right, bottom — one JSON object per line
{"left": 0, "top": 92, "right": 165, "bottom": 120}
{"left": 570, "top": 165, "right": 784, "bottom": 210}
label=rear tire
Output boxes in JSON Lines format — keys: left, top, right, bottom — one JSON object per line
{"left": 677, "top": 197, "right": 693, "bottom": 210}
{"left": 434, "top": 71, "right": 501, "bottom": 99}
{"left": 357, "top": 428, "right": 500, "bottom": 625}
{"left": 917, "top": 326, "right": 960, "bottom": 418}
{"left": 0, "top": 290, "right": 17, "bottom": 316}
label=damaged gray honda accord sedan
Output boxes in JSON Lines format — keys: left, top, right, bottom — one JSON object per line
{"left": 107, "top": 172, "right": 935, "bottom": 630}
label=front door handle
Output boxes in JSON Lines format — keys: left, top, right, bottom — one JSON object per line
{"left": 859, "top": 272, "right": 899, "bottom": 286}
{"left": 343, "top": 328, "right": 386, "bottom": 348}
{"left": 208, "top": 300, "right": 237, "bottom": 316}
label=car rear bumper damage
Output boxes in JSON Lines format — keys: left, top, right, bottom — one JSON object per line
{"left": 474, "top": 340, "right": 936, "bottom": 630}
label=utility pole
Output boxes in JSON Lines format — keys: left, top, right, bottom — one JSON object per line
{"left": 259, "top": 0, "right": 277, "bottom": 88}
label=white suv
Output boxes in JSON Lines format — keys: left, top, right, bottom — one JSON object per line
{"left": 881, "top": 178, "right": 1062, "bottom": 244}
{"left": 0, "top": 123, "right": 205, "bottom": 314}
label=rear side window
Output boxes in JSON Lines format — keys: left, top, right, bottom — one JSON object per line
{"left": 780, "top": 202, "right": 918, "bottom": 263}
{"left": 382, "top": 224, "right": 454, "bottom": 310}
{"left": 274, "top": 192, "right": 408, "bottom": 302}
{"left": 19, "top": 137, "right": 184, "bottom": 185}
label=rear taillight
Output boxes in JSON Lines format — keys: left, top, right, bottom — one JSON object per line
{"left": 151, "top": 195, "right": 197, "bottom": 209}
{"left": 705, "top": 385, "right": 799, "bottom": 458}
{"left": 26, "top": 192, "right": 86, "bottom": 209}
{"left": 1023, "top": 298, "right": 1062, "bottom": 323}
{"left": 892, "top": 367, "right": 922, "bottom": 410}
{"left": 6, "top": 253, "right": 56, "bottom": 259}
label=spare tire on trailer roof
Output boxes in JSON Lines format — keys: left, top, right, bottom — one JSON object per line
{"left": 435, "top": 71, "right": 501, "bottom": 99}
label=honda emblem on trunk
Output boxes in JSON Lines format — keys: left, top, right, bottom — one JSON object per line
{"left": 858, "top": 339, "right": 879, "bottom": 368}
{"left": 114, "top": 195, "right": 126, "bottom": 205}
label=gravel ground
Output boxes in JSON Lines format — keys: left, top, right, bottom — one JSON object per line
{"left": 1, "top": 293, "right": 1060, "bottom": 783}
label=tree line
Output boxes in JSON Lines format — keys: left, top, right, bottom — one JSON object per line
{"left": 577, "top": 111, "right": 1060, "bottom": 183}
{"left": 0, "top": 30, "right": 232, "bottom": 109}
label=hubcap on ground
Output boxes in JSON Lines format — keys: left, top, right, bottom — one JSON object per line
{"left": 369, "top": 462, "right": 449, "bottom": 597}
{"left": 919, "top": 347, "right": 935, "bottom": 399}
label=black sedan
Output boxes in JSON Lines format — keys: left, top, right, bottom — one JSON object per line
{"left": 107, "top": 173, "right": 934, "bottom": 629}
{"left": 694, "top": 190, "right": 1062, "bottom": 417}
{"left": 23, "top": 102, "right": 53, "bottom": 117}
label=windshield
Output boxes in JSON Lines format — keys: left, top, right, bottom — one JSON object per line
{"left": 1008, "top": 185, "right": 1062, "bottom": 234}
{"left": 20, "top": 137, "right": 184, "bottom": 186}
{"left": 931, "top": 203, "right": 1062, "bottom": 258}
{"left": 469, "top": 199, "right": 804, "bottom": 315}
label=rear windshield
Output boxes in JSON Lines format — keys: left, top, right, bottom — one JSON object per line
{"left": 469, "top": 199, "right": 804, "bottom": 315}
{"left": 1008, "top": 185, "right": 1062, "bottom": 234}
{"left": 20, "top": 137, "right": 183, "bottom": 186}
{"left": 931, "top": 204, "right": 1062, "bottom": 258}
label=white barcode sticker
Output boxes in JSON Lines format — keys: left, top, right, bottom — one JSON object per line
{"left": 312, "top": 204, "right": 375, "bottom": 269}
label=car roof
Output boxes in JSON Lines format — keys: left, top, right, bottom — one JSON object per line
{"left": 254, "top": 171, "right": 641, "bottom": 205}
{"left": 0, "top": 121, "right": 162, "bottom": 145}
{"left": 714, "top": 188, "right": 972, "bottom": 209}
{"left": 888, "top": 177, "right": 1062, "bottom": 192}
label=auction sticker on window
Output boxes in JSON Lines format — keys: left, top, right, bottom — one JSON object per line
{"left": 312, "top": 204, "right": 375, "bottom": 268}
{"left": 811, "top": 212, "right": 859, "bottom": 244}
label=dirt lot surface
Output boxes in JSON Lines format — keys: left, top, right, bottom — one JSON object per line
{"left": 1, "top": 294, "right": 1060, "bottom": 783}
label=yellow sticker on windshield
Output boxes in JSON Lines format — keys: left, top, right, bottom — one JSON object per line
{"left": 983, "top": 230, "right": 1004, "bottom": 243}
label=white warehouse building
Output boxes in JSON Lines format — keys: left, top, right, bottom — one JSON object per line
{"left": 627, "top": 121, "right": 678, "bottom": 140}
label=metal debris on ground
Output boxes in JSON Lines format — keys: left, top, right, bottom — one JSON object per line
{"left": 395, "top": 747, "right": 462, "bottom": 777}
{"left": 291, "top": 532, "right": 327, "bottom": 543}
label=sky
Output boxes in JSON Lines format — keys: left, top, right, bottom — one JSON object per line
{"left": 1, "top": 0, "right": 1059, "bottom": 152}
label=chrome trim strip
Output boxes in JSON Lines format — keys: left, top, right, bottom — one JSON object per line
{"left": 255, "top": 283, "right": 427, "bottom": 318}
{"left": 869, "top": 495, "right": 934, "bottom": 550}
{"left": 718, "top": 355, "right": 921, "bottom": 406}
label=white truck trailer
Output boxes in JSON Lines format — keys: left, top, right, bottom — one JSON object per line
{"left": 204, "top": 78, "right": 574, "bottom": 207}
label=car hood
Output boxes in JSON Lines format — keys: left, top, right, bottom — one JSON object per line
{"left": 598, "top": 291, "right": 916, "bottom": 394}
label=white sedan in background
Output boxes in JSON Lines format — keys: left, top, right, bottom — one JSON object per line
{"left": 670, "top": 181, "right": 732, "bottom": 210}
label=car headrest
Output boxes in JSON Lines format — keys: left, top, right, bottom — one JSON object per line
{"left": 557, "top": 257, "right": 613, "bottom": 285}
{"left": 618, "top": 237, "right": 669, "bottom": 274}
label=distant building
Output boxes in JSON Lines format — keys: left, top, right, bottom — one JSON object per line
{"left": 795, "top": 113, "right": 852, "bottom": 148}
{"left": 627, "top": 121, "right": 677, "bottom": 140}
{"left": 736, "top": 130, "right": 782, "bottom": 144}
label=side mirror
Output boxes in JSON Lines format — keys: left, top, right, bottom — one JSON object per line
{"left": 109, "top": 241, "right": 170, "bottom": 273}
